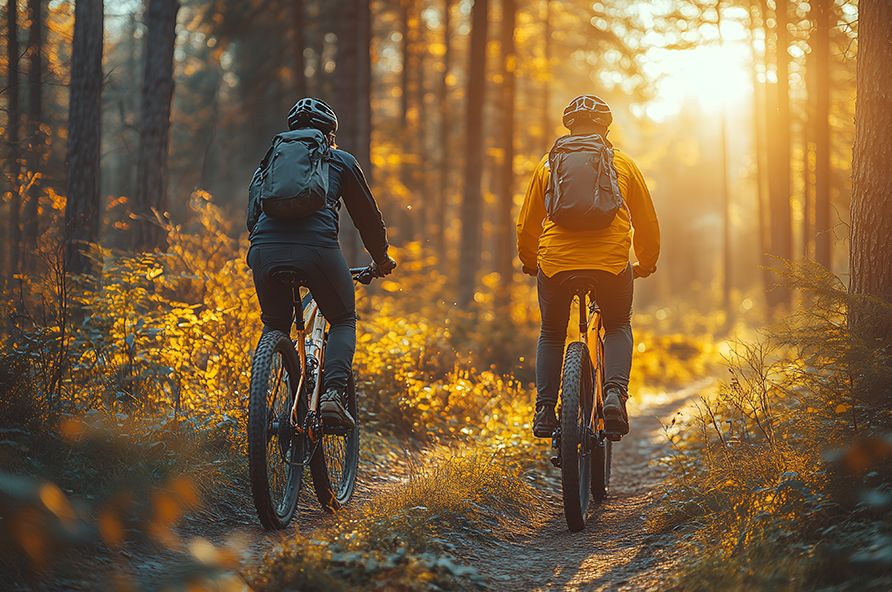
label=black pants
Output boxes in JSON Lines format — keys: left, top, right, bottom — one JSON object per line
{"left": 535, "top": 263, "right": 634, "bottom": 407}
{"left": 248, "top": 244, "right": 356, "bottom": 395}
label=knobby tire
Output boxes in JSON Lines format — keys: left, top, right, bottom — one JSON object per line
{"left": 311, "top": 372, "right": 360, "bottom": 511}
{"left": 247, "top": 331, "right": 306, "bottom": 530}
{"left": 560, "top": 341, "right": 594, "bottom": 532}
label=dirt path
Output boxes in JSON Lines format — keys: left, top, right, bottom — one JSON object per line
{"left": 458, "top": 381, "right": 711, "bottom": 591}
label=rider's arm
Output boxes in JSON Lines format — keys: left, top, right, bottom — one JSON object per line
{"left": 516, "top": 155, "right": 550, "bottom": 272}
{"left": 615, "top": 151, "right": 660, "bottom": 277}
{"left": 339, "top": 153, "right": 390, "bottom": 264}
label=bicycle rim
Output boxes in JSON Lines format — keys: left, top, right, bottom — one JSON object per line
{"left": 560, "top": 341, "right": 594, "bottom": 532}
{"left": 311, "top": 372, "right": 360, "bottom": 511}
{"left": 247, "top": 331, "right": 305, "bottom": 530}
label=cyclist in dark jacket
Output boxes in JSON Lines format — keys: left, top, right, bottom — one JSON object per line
{"left": 247, "top": 98, "right": 396, "bottom": 430}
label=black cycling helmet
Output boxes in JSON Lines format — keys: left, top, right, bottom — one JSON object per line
{"left": 287, "top": 97, "right": 338, "bottom": 134}
{"left": 562, "top": 94, "right": 612, "bottom": 130}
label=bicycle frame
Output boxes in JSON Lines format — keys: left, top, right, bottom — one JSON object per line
{"left": 288, "top": 287, "right": 327, "bottom": 437}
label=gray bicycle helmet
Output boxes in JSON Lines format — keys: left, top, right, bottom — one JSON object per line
{"left": 562, "top": 95, "right": 612, "bottom": 130}
{"left": 287, "top": 98, "right": 338, "bottom": 134}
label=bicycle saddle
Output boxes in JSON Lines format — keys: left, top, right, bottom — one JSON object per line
{"left": 560, "top": 272, "right": 598, "bottom": 298}
{"left": 267, "top": 265, "right": 309, "bottom": 287}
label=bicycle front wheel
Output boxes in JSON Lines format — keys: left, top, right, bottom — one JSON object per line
{"left": 560, "top": 341, "right": 594, "bottom": 532}
{"left": 311, "top": 371, "right": 360, "bottom": 511}
{"left": 247, "top": 331, "right": 306, "bottom": 530}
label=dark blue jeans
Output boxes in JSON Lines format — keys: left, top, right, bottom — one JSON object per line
{"left": 247, "top": 245, "right": 356, "bottom": 395}
{"left": 536, "top": 263, "right": 634, "bottom": 407}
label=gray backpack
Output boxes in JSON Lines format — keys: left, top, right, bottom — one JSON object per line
{"left": 545, "top": 134, "right": 624, "bottom": 231}
{"left": 248, "top": 128, "right": 330, "bottom": 227}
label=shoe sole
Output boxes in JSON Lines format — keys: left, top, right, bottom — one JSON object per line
{"left": 533, "top": 426, "right": 557, "bottom": 438}
{"left": 604, "top": 411, "right": 629, "bottom": 436}
{"left": 320, "top": 410, "right": 356, "bottom": 431}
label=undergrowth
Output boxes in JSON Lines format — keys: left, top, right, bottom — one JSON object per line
{"left": 657, "top": 260, "right": 892, "bottom": 592}
{"left": 246, "top": 448, "right": 544, "bottom": 591}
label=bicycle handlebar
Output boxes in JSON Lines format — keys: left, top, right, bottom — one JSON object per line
{"left": 350, "top": 265, "right": 376, "bottom": 285}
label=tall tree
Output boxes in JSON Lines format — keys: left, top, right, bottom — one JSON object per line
{"left": 458, "top": 0, "right": 488, "bottom": 308}
{"left": 132, "top": 0, "right": 180, "bottom": 252}
{"left": 6, "top": 0, "right": 21, "bottom": 278}
{"left": 812, "top": 0, "right": 832, "bottom": 269}
{"left": 435, "top": 0, "right": 453, "bottom": 263}
{"left": 335, "top": 0, "right": 371, "bottom": 266}
{"left": 293, "top": 0, "right": 306, "bottom": 99}
{"left": 64, "top": 0, "right": 104, "bottom": 275}
{"left": 22, "top": 0, "right": 43, "bottom": 270}
{"left": 764, "top": 0, "right": 793, "bottom": 307}
{"left": 541, "top": 0, "right": 552, "bottom": 153}
{"left": 495, "top": 0, "right": 516, "bottom": 299}
{"left": 849, "top": 0, "right": 892, "bottom": 317}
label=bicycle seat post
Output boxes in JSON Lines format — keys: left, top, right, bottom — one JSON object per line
{"left": 577, "top": 291, "right": 588, "bottom": 337}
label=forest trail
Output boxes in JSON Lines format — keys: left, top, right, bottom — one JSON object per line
{"left": 37, "top": 381, "right": 707, "bottom": 591}
{"left": 456, "top": 381, "right": 709, "bottom": 591}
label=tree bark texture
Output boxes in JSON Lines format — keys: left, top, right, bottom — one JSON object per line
{"left": 435, "top": 0, "right": 452, "bottom": 263}
{"left": 335, "top": 0, "right": 371, "bottom": 266}
{"left": 65, "top": 0, "right": 104, "bottom": 275}
{"left": 458, "top": 0, "right": 488, "bottom": 308}
{"left": 23, "top": 0, "right": 43, "bottom": 270}
{"left": 7, "top": 0, "right": 21, "bottom": 277}
{"left": 849, "top": 0, "right": 892, "bottom": 302}
{"left": 765, "top": 0, "right": 792, "bottom": 307}
{"left": 133, "top": 0, "right": 179, "bottom": 252}
{"left": 813, "top": 0, "right": 832, "bottom": 269}
{"left": 495, "top": 0, "right": 516, "bottom": 298}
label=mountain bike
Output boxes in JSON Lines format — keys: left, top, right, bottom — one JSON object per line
{"left": 247, "top": 265, "right": 375, "bottom": 530}
{"left": 549, "top": 274, "right": 617, "bottom": 532}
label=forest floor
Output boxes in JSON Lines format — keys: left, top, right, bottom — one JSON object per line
{"left": 18, "top": 381, "right": 708, "bottom": 591}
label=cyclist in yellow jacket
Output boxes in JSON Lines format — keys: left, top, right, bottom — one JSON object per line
{"left": 517, "top": 95, "right": 660, "bottom": 438}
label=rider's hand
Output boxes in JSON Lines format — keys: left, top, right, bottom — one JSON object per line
{"left": 371, "top": 255, "right": 397, "bottom": 278}
{"left": 632, "top": 263, "right": 655, "bottom": 279}
{"left": 522, "top": 265, "right": 538, "bottom": 277}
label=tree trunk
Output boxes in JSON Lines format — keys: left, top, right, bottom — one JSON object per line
{"left": 65, "top": 0, "right": 104, "bottom": 275}
{"left": 335, "top": 0, "right": 371, "bottom": 266}
{"left": 23, "top": 0, "right": 43, "bottom": 271}
{"left": 813, "top": 0, "right": 832, "bottom": 270}
{"left": 849, "top": 0, "right": 892, "bottom": 310}
{"left": 6, "top": 0, "right": 21, "bottom": 278}
{"left": 765, "top": 0, "right": 792, "bottom": 308}
{"left": 132, "top": 0, "right": 179, "bottom": 252}
{"left": 435, "top": 0, "right": 452, "bottom": 264}
{"left": 495, "top": 0, "right": 516, "bottom": 301}
{"left": 458, "top": 0, "right": 488, "bottom": 308}
{"left": 542, "top": 0, "right": 551, "bottom": 153}
{"left": 293, "top": 0, "right": 306, "bottom": 100}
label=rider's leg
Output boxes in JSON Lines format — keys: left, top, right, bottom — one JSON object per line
{"left": 301, "top": 247, "right": 357, "bottom": 428}
{"left": 247, "top": 246, "right": 298, "bottom": 335}
{"left": 535, "top": 270, "right": 574, "bottom": 407}
{"left": 533, "top": 270, "right": 573, "bottom": 435}
{"left": 594, "top": 263, "right": 634, "bottom": 394}
{"left": 592, "top": 263, "right": 634, "bottom": 433}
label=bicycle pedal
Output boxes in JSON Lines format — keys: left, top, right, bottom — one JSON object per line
{"left": 322, "top": 426, "right": 352, "bottom": 436}
{"left": 605, "top": 431, "right": 623, "bottom": 442}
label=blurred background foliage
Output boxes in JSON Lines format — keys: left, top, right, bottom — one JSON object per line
{"left": 1, "top": 0, "right": 883, "bottom": 589}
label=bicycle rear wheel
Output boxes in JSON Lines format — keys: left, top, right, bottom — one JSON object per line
{"left": 560, "top": 341, "right": 594, "bottom": 532}
{"left": 311, "top": 371, "right": 360, "bottom": 511}
{"left": 247, "top": 331, "right": 307, "bottom": 530}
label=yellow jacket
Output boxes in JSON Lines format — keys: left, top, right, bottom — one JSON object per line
{"left": 516, "top": 147, "right": 660, "bottom": 277}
